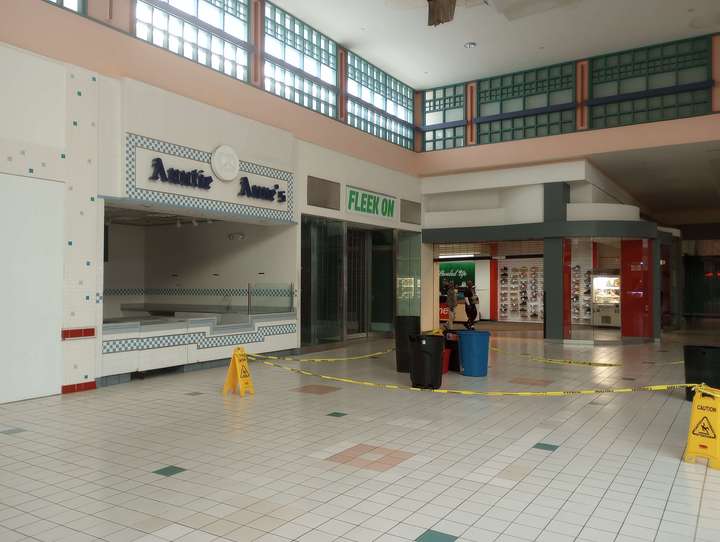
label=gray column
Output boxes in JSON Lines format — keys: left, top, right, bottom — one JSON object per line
{"left": 543, "top": 182, "right": 570, "bottom": 223}
{"left": 544, "top": 238, "right": 565, "bottom": 340}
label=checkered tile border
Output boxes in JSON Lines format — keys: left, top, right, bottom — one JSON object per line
{"left": 124, "top": 133, "right": 294, "bottom": 223}
{"left": 104, "top": 287, "right": 146, "bottom": 296}
{"left": 104, "top": 287, "right": 292, "bottom": 297}
{"left": 102, "top": 323, "right": 296, "bottom": 354}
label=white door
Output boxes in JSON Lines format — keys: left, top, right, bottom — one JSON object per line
{"left": 0, "top": 173, "right": 64, "bottom": 403}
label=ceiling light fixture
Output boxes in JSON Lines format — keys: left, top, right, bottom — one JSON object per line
{"left": 439, "top": 253, "right": 474, "bottom": 259}
{"left": 464, "top": 41, "right": 477, "bottom": 49}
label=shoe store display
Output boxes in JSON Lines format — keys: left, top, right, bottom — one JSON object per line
{"left": 498, "top": 260, "right": 543, "bottom": 322}
{"left": 571, "top": 257, "right": 593, "bottom": 324}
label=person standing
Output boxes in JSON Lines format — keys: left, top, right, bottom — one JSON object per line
{"left": 446, "top": 282, "right": 458, "bottom": 329}
{"left": 464, "top": 280, "right": 478, "bottom": 329}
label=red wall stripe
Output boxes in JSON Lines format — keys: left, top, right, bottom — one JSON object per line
{"left": 490, "top": 259, "right": 498, "bottom": 320}
{"left": 61, "top": 381, "right": 97, "bottom": 394}
{"left": 61, "top": 327, "right": 96, "bottom": 340}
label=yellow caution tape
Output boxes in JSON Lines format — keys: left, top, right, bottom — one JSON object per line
{"left": 261, "top": 359, "right": 695, "bottom": 397}
{"left": 488, "top": 346, "right": 624, "bottom": 367}
{"left": 247, "top": 347, "right": 394, "bottom": 364}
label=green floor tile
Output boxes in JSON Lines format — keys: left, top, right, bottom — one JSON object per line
{"left": 327, "top": 412, "right": 347, "bottom": 417}
{"left": 153, "top": 465, "right": 186, "bottom": 477}
{"left": 416, "top": 530, "right": 457, "bottom": 542}
{"left": 0, "top": 428, "right": 26, "bottom": 435}
{"left": 533, "top": 442, "right": 559, "bottom": 452}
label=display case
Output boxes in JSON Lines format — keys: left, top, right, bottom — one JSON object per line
{"left": 592, "top": 275, "right": 621, "bottom": 327}
{"left": 498, "top": 259, "right": 544, "bottom": 323}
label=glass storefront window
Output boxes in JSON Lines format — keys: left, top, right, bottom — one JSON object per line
{"left": 397, "top": 231, "right": 421, "bottom": 317}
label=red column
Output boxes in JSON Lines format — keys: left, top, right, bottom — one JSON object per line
{"left": 621, "top": 239, "right": 653, "bottom": 338}
{"left": 563, "top": 239, "right": 572, "bottom": 339}
{"left": 576, "top": 60, "right": 589, "bottom": 130}
{"left": 592, "top": 241, "right": 598, "bottom": 269}
{"left": 250, "top": 0, "right": 265, "bottom": 88}
{"left": 338, "top": 48, "right": 348, "bottom": 122}
{"left": 414, "top": 91, "right": 423, "bottom": 152}
{"left": 490, "top": 243, "right": 498, "bottom": 321}
{"left": 466, "top": 82, "right": 477, "bottom": 145}
{"left": 713, "top": 35, "right": 720, "bottom": 112}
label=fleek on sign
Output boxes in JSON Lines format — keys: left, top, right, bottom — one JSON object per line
{"left": 347, "top": 188, "right": 396, "bottom": 219}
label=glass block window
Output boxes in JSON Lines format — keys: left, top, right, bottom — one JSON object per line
{"left": 347, "top": 52, "right": 413, "bottom": 123}
{"left": 591, "top": 91, "right": 711, "bottom": 129}
{"left": 423, "top": 84, "right": 465, "bottom": 151}
{"left": 136, "top": 1, "right": 249, "bottom": 81}
{"left": 424, "top": 85, "right": 465, "bottom": 125}
{"left": 264, "top": 2, "right": 337, "bottom": 86}
{"left": 145, "top": 0, "right": 249, "bottom": 41}
{"left": 424, "top": 126, "right": 465, "bottom": 151}
{"left": 476, "top": 63, "right": 575, "bottom": 145}
{"left": 346, "top": 52, "right": 414, "bottom": 148}
{"left": 478, "top": 110, "right": 575, "bottom": 144}
{"left": 590, "top": 36, "right": 712, "bottom": 128}
{"left": 347, "top": 100, "right": 414, "bottom": 149}
{"left": 264, "top": 59, "right": 337, "bottom": 117}
{"left": 478, "top": 63, "right": 575, "bottom": 118}
{"left": 47, "top": 0, "right": 84, "bottom": 13}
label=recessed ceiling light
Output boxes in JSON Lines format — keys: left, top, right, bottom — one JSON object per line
{"left": 464, "top": 41, "right": 477, "bottom": 49}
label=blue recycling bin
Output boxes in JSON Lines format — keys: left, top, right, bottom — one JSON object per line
{"left": 458, "top": 330, "right": 490, "bottom": 377}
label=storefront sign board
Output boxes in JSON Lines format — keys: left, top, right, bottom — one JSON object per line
{"left": 347, "top": 187, "right": 396, "bottom": 220}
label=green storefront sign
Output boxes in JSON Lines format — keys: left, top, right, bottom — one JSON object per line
{"left": 347, "top": 187, "right": 396, "bottom": 219}
{"left": 439, "top": 261, "right": 475, "bottom": 291}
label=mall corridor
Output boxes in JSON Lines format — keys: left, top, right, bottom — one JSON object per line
{"left": 1, "top": 330, "right": 719, "bottom": 542}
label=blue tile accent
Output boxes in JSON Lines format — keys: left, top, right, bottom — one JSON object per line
{"left": 533, "top": 443, "right": 559, "bottom": 452}
{"left": 124, "top": 133, "right": 294, "bottom": 223}
{"left": 102, "top": 323, "right": 296, "bottom": 354}
{"left": 416, "top": 530, "right": 457, "bottom": 542}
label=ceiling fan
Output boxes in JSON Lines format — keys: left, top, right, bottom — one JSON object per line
{"left": 386, "top": 0, "right": 582, "bottom": 26}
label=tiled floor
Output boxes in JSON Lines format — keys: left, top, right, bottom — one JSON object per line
{"left": 1, "top": 329, "right": 720, "bottom": 542}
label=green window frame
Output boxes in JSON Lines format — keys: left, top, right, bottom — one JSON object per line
{"left": 590, "top": 36, "right": 712, "bottom": 128}
{"left": 264, "top": 58, "right": 337, "bottom": 118}
{"left": 346, "top": 52, "right": 414, "bottom": 149}
{"left": 423, "top": 84, "right": 465, "bottom": 151}
{"left": 476, "top": 62, "right": 576, "bottom": 145}
{"left": 263, "top": 2, "right": 337, "bottom": 117}
{"left": 478, "top": 110, "right": 575, "bottom": 144}
{"left": 47, "top": 0, "right": 86, "bottom": 13}
{"left": 135, "top": 0, "right": 249, "bottom": 81}
{"left": 347, "top": 100, "right": 413, "bottom": 149}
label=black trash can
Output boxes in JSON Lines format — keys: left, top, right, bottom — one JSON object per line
{"left": 395, "top": 316, "right": 420, "bottom": 372}
{"left": 445, "top": 333, "right": 460, "bottom": 372}
{"left": 409, "top": 334, "right": 444, "bottom": 389}
{"left": 684, "top": 345, "right": 720, "bottom": 401}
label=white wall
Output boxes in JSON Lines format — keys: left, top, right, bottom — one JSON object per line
{"left": 424, "top": 183, "right": 543, "bottom": 228}
{"left": 584, "top": 161, "right": 639, "bottom": 207}
{"left": 123, "top": 79, "right": 296, "bottom": 176}
{"left": 144, "top": 221, "right": 296, "bottom": 305}
{"left": 295, "top": 140, "right": 421, "bottom": 230}
{"left": 0, "top": 174, "right": 64, "bottom": 403}
{"left": 421, "top": 160, "right": 587, "bottom": 195}
{"left": 103, "top": 224, "right": 146, "bottom": 318}
{"left": 0, "top": 44, "right": 102, "bottom": 393}
{"left": 474, "top": 260, "right": 491, "bottom": 320}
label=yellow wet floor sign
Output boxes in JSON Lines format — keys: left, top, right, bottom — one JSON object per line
{"left": 684, "top": 384, "right": 720, "bottom": 469}
{"left": 223, "top": 347, "right": 255, "bottom": 397}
